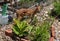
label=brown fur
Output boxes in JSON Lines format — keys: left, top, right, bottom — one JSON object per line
{"left": 16, "top": 8, "right": 27, "bottom": 20}
{"left": 16, "top": 6, "right": 41, "bottom": 20}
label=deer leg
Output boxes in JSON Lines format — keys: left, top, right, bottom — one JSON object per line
{"left": 29, "top": 14, "right": 34, "bottom": 24}
{"left": 18, "top": 16, "right": 23, "bottom": 21}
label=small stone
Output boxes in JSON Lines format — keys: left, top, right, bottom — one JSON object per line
{"left": 43, "top": 18, "right": 46, "bottom": 20}
{"left": 50, "top": 7, "right": 53, "bottom": 10}
{"left": 57, "top": 28, "right": 60, "bottom": 31}
{"left": 21, "top": 38, "right": 30, "bottom": 41}
{"left": 58, "top": 22, "right": 60, "bottom": 26}
{"left": 0, "top": 39, "right": 4, "bottom": 41}
{"left": 34, "top": 15, "right": 37, "bottom": 17}
{"left": 0, "top": 35, "right": 2, "bottom": 39}
{"left": 57, "top": 35, "right": 60, "bottom": 39}
{"left": 45, "top": 11, "right": 48, "bottom": 14}
{"left": 5, "top": 29, "right": 13, "bottom": 37}
{"left": 51, "top": 25, "right": 55, "bottom": 37}
{"left": 49, "top": 37, "right": 54, "bottom": 41}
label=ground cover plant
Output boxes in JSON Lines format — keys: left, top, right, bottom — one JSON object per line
{"left": 28, "top": 20, "right": 51, "bottom": 41}
{"left": 12, "top": 18, "right": 52, "bottom": 41}
{"left": 12, "top": 19, "right": 28, "bottom": 37}
{"left": 54, "top": 2, "right": 60, "bottom": 16}
{"left": 50, "top": 1, "right": 60, "bottom": 19}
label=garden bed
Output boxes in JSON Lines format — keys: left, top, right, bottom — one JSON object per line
{"left": 0, "top": 0, "right": 55, "bottom": 41}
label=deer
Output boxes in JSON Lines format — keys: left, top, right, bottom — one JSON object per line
{"left": 16, "top": 5, "right": 41, "bottom": 21}
{"left": 16, "top": 8, "right": 27, "bottom": 20}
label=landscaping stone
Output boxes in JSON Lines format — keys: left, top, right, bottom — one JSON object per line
{"left": 0, "top": 24, "right": 14, "bottom": 41}
{"left": 5, "top": 29, "right": 13, "bottom": 37}
{"left": 52, "top": 20, "right": 60, "bottom": 41}
{"left": 21, "top": 38, "right": 30, "bottom": 41}
{"left": 51, "top": 25, "right": 55, "bottom": 37}
{"left": 49, "top": 37, "right": 54, "bottom": 41}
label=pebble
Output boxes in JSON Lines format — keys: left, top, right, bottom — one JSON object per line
{"left": 58, "top": 22, "right": 60, "bottom": 26}
{"left": 52, "top": 20, "right": 60, "bottom": 41}
{"left": 0, "top": 24, "right": 14, "bottom": 41}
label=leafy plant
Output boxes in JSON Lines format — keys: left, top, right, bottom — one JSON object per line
{"left": 29, "top": 21, "right": 51, "bottom": 41}
{"left": 12, "top": 19, "right": 28, "bottom": 37}
{"left": 54, "top": 2, "right": 60, "bottom": 16}
{"left": 19, "top": 0, "right": 35, "bottom": 4}
{"left": 30, "top": 16, "right": 38, "bottom": 25}
{"left": 12, "top": 18, "right": 52, "bottom": 41}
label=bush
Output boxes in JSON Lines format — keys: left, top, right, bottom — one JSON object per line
{"left": 28, "top": 21, "right": 51, "bottom": 41}
{"left": 12, "top": 19, "right": 52, "bottom": 41}
{"left": 54, "top": 2, "right": 60, "bottom": 16}
{"left": 20, "top": 0, "right": 36, "bottom": 4}
{"left": 12, "top": 19, "right": 28, "bottom": 37}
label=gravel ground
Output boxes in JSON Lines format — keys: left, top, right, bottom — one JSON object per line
{"left": 52, "top": 20, "right": 60, "bottom": 41}
{"left": 0, "top": 24, "right": 14, "bottom": 41}
{"left": 35, "top": 4, "right": 54, "bottom": 24}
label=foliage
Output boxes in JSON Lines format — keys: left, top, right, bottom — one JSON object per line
{"left": 12, "top": 18, "right": 51, "bottom": 41}
{"left": 19, "top": 0, "right": 36, "bottom": 4}
{"left": 30, "top": 16, "right": 38, "bottom": 25}
{"left": 12, "top": 19, "right": 28, "bottom": 37}
{"left": 35, "top": 0, "right": 47, "bottom": 3}
{"left": 12, "top": 19, "right": 34, "bottom": 37}
{"left": 54, "top": 2, "right": 60, "bottom": 16}
{"left": 29, "top": 21, "right": 51, "bottom": 41}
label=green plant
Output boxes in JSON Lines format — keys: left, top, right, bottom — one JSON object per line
{"left": 54, "top": 2, "right": 60, "bottom": 16}
{"left": 19, "top": 0, "right": 35, "bottom": 4}
{"left": 12, "top": 19, "right": 28, "bottom": 37}
{"left": 30, "top": 16, "right": 38, "bottom": 25}
{"left": 12, "top": 18, "right": 52, "bottom": 41}
{"left": 29, "top": 21, "right": 51, "bottom": 41}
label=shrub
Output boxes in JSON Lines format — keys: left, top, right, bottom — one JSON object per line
{"left": 19, "top": 0, "right": 36, "bottom": 4}
{"left": 12, "top": 19, "right": 52, "bottom": 41}
{"left": 54, "top": 2, "right": 60, "bottom": 16}
{"left": 29, "top": 21, "right": 51, "bottom": 41}
{"left": 12, "top": 19, "right": 28, "bottom": 37}
{"left": 12, "top": 19, "right": 34, "bottom": 38}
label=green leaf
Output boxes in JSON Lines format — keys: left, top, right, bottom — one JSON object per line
{"left": 12, "top": 25, "right": 20, "bottom": 35}
{"left": 13, "top": 19, "right": 29, "bottom": 37}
